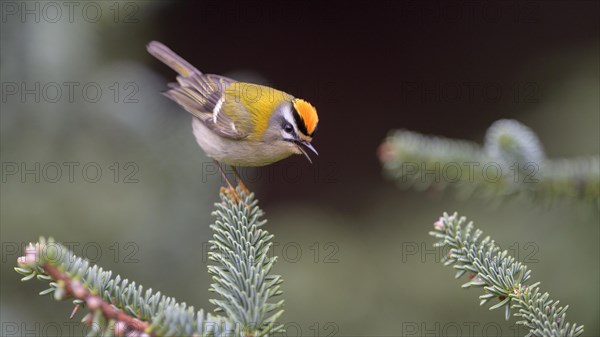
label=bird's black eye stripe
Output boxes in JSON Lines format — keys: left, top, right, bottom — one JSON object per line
{"left": 291, "top": 105, "right": 310, "bottom": 136}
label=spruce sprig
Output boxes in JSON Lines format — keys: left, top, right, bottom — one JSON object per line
{"left": 379, "top": 119, "right": 599, "bottom": 205}
{"left": 208, "top": 190, "right": 285, "bottom": 336}
{"left": 430, "top": 213, "right": 584, "bottom": 337}
{"left": 14, "top": 190, "right": 284, "bottom": 337}
{"left": 16, "top": 237, "right": 221, "bottom": 337}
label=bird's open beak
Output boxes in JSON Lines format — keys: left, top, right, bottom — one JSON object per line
{"left": 302, "top": 141, "right": 318, "bottom": 156}
{"left": 295, "top": 140, "right": 318, "bottom": 163}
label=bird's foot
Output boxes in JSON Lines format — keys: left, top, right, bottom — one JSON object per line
{"left": 237, "top": 181, "right": 250, "bottom": 196}
{"left": 231, "top": 167, "right": 250, "bottom": 196}
{"left": 220, "top": 185, "right": 243, "bottom": 204}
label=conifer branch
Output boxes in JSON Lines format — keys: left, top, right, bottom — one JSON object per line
{"left": 379, "top": 119, "right": 599, "bottom": 205}
{"left": 41, "top": 259, "right": 150, "bottom": 333}
{"left": 208, "top": 190, "right": 285, "bottom": 336}
{"left": 15, "top": 190, "right": 283, "bottom": 337}
{"left": 430, "top": 213, "right": 584, "bottom": 337}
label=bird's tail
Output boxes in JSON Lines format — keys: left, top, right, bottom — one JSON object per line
{"left": 146, "top": 41, "right": 200, "bottom": 77}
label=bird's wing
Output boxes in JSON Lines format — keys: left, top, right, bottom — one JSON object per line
{"left": 163, "top": 73, "right": 251, "bottom": 140}
{"left": 165, "top": 78, "right": 293, "bottom": 141}
{"left": 147, "top": 41, "right": 249, "bottom": 139}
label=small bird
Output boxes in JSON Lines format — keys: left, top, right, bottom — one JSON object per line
{"left": 147, "top": 41, "right": 319, "bottom": 195}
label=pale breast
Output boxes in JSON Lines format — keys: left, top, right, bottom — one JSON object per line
{"left": 191, "top": 117, "right": 298, "bottom": 166}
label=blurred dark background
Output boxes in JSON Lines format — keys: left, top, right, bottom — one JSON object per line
{"left": 1, "top": 1, "right": 598, "bottom": 336}
{"left": 157, "top": 0, "right": 600, "bottom": 207}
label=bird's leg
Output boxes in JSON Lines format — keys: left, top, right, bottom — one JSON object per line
{"left": 213, "top": 160, "right": 241, "bottom": 202}
{"left": 213, "top": 160, "right": 234, "bottom": 189}
{"left": 231, "top": 166, "right": 250, "bottom": 195}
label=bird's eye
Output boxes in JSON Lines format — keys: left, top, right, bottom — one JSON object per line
{"left": 284, "top": 123, "right": 294, "bottom": 134}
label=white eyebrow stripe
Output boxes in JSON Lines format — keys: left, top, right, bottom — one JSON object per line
{"left": 283, "top": 106, "right": 298, "bottom": 130}
{"left": 213, "top": 96, "right": 225, "bottom": 123}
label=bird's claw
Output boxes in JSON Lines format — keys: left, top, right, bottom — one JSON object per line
{"left": 220, "top": 186, "right": 243, "bottom": 204}
{"left": 237, "top": 181, "right": 250, "bottom": 196}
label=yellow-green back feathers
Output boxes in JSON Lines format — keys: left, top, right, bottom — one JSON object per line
{"left": 223, "top": 82, "right": 293, "bottom": 141}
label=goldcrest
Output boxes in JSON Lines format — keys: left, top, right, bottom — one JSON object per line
{"left": 147, "top": 41, "right": 319, "bottom": 167}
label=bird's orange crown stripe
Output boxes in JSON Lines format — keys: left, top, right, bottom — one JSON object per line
{"left": 293, "top": 99, "right": 319, "bottom": 135}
